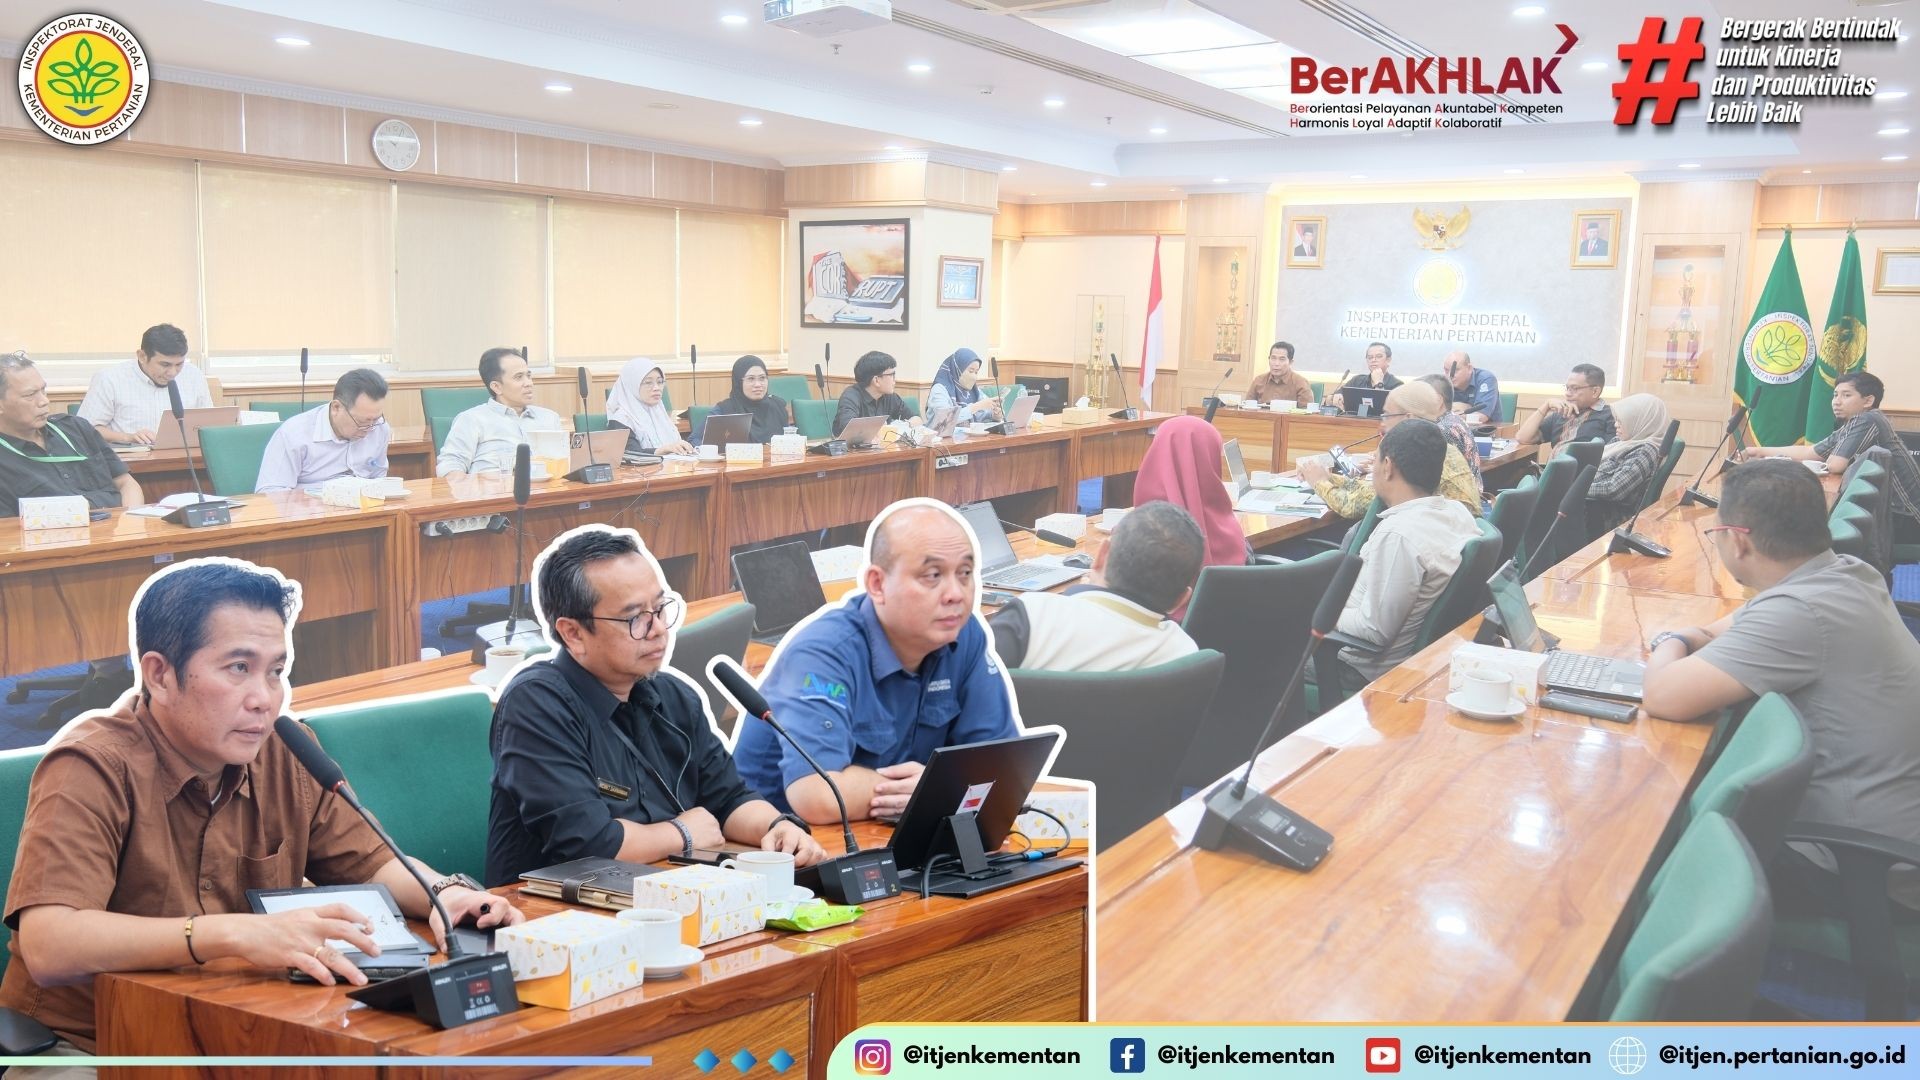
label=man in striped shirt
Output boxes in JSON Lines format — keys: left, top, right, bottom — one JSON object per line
{"left": 1742, "top": 371, "right": 1920, "bottom": 543}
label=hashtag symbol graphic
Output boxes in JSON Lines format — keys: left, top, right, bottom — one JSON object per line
{"left": 1612, "top": 16, "right": 1704, "bottom": 125}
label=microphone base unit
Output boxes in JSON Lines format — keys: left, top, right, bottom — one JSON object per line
{"left": 1608, "top": 528, "right": 1672, "bottom": 559}
{"left": 1109, "top": 408, "right": 1139, "bottom": 421}
{"left": 346, "top": 951, "right": 519, "bottom": 1030}
{"left": 1192, "top": 780, "right": 1332, "bottom": 871}
{"left": 795, "top": 849, "right": 900, "bottom": 905}
{"left": 163, "top": 500, "right": 231, "bottom": 529}
{"left": 807, "top": 440, "right": 848, "bottom": 457}
{"left": 1678, "top": 487, "right": 1720, "bottom": 509}
{"left": 567, "top": 463, "right": 614, "bottom": 485}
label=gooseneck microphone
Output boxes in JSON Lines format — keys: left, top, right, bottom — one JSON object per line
{"left": 1327, "top": 427, "right": 1383, "bottom": 477}
{"left": 710, "top": 659, "right": 900, "bottom": 905}
{"left": 813, "top": 363, "right": 827, "bottom": 398}
{"left": 275, "top": 716, "right": 519, "bottom": 1028}
{"left": 1000, "top": 516, "right": 1076, "bottom": 549}
{"left": 162, "top": 379, "right": 229, "bottom": 528}
{"left": 1680, "top": 404, "right": 1748, "bottom": 509}
{"left": 1202, "top": 367, "right": 1235, "bottom": 423}
{"left": 1608, "top": 419, "right": 1681, "bottom": 558}
{"left": 505, "top": 445, "right": 531, "bottom": 641}
{"left": 298, "top": 347, "right": 309, "bottom": 412}
{"left": 1107, "top": 354, "right": 1138, "bottom": 420}
{"left": 1518, "top": 463, "right": 1598, "bottom": 582}
{"left": 568, "top": 367, "right": 611, "bottom": 485}
{"left": 681, "top": 345, "right": 698, "bottom": 420}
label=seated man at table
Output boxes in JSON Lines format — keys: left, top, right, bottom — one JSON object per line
{"left": 253, "top": 369, "right": 392, "bottom": 493}
{"left": 437, "top": 347, "right": 564, "bottom": 480}
{"left": 1296, "top": 382, "right": 1482, "bottom": 520}
{"left": 1, "top": 559, "right": 522, "bottom": 1057}
{"left": 1325, "top": 341, "right": 1402, "bottom": 412}
{"left": 1243, "top": 341, "right": 1313, "bottom": 408}
{"left": 1418, "top": 373, "right": 1484, "bottom": 490}
{"left": 487, "top": 527, "right": 826, "bottom": 886}
{"left": 76, "top": 323, "right": 214, "bottom": 447}
{"left": 1641, "top": 459, "right": 1920, "bottom": 912}
{"left": 736, "top": 501, "right": 1018, "bottom": 823}
{"left": 1444, "top": 350, "right": 1501, "bottom": 425}
{"left": 0, "top": 350, "right": 144, "bottom": 517}
{"left": 1740, "top": 371, "right": 1920, "bottom": 544}
{"left": 833, "top": 351, "right": 921, "bottom": 436}
{"left": 988, "top": 500, "right": 1204, "bottom": 672}
{"left": 1324, "top": 420, "right": 1481, "bottom": 682}
{"left": 1513, "top": 362, "right": 1617, "bottom": 450}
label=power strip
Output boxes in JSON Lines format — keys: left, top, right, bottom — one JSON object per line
{"left": 934, "top": 454, "right": 970, "bottom": 469}
{"left": 421, "top": 515, "right": 497, "bottom": 537}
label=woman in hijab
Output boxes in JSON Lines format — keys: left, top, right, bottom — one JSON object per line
{"left": 1133, "top": 415, "right": 1250, "bottom": 616}
{"left": 710, "top": 355, "right": 792, "bottom": 443}
{"left": 1585, "top": 393, "right": 1671, "bottom": 533}
{"left": 925, "top": 348, "right": 1002, "bottom": 424}
{"left": 607, "top": 357, "right": 695, "bottom": 455}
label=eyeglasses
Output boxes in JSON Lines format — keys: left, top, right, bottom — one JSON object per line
{"left": 742, "top": 373, "right": 769, "bottom": 384}
{"left": 1564, "top": 382, "right": 1597, "bottom": 394}
{"left": 638, "top": 376, "right": 666, "bottom": 390}
{"left": 1703, "top": 525, "right": 1750, "bottom": 538}
{"left": 579, "top": 596, "right": 681, "bottom": 639}
{"left": 1379, "top": 410, "right": 1411, "bottom": 422}
{"left": 332, "top": 402, "right": 385, "bottom": 431}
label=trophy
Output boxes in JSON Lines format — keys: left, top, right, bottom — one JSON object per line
{"left": 1662, "top": 264, "right": 1701, "bottom": 385}
{"left": 1213, "top": 256, "right": 1243, "bottom": 365}
{"left": 1085, "top": 299, "right": 1109, "bottom": 408}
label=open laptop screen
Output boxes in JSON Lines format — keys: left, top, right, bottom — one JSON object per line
{"left": 1485, "top": 562, "right": 1545, "bottom": 653}
{"left": 731, "top": 541, "right": 829, "bottom": 638}
{"left": 955, "top": 501, "right": 1019, "bottom": 573}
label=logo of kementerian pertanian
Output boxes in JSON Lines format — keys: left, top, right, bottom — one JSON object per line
{"left": 1741, "top": 311, "right": 1817, "bottom": 385}
{"left": 17, "top": 14, "right": 148, "bottom": 145}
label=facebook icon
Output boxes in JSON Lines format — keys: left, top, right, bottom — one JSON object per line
{"left": 1110, "top": 1037, "right": 1147, "bottom": 1073}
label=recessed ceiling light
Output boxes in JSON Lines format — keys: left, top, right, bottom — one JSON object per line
{"left": 647, "top": 102, "right": 679, "bottom": 110}
{"left": 1884, "top": 154, "right": 1910, "bottom": 162}
{"left": 1512, "top": 4, "right": 1545, "bottom": 17}
{"left": 1802, "top": 168, "right": 1813, "bottom": 174}
{"left": 1677, "top": 163, "right": 1701, "bottom": 169}
{"left": 739, "top": 117, "right": 763, "bottom": 127}
{"left": 1880, "top": 89, "right": 1909, "bottom": 101}
{"left": 1582, "top": 59, "right": 1607, "bottom": 72}
{"left": 1002, "top": 165, "right": 1018, "bottom": 172}
{"left": 1211, "top": 176, "right": 1229, "bottom": 183}
{"left": 1350, "top": 173, "right": 1367, "bottom": 180}
{"left": 720, "top": 13, "right": 749, "bottom": 26}
{"left": 1504, "top": 168, "right": 1524, "bottom": 174}
{"left": 907, "top": 61, "right": 932, "bottom": 74}
{"left": 1149, "top": 126, "right": 1168, "bottom": 135}
{"left": 883, "top": 144, "right": 904, "bottom": 150}
{"left": 1878, "top": 126, "right": 1910, "bottom": 136}
{"left": 274, "top": 36, "right": 309, "bottom": 48}
{"left": 1090, "top": 180, "right": 1108, "bottom": 187}
{"left": 544, "top": 83, "right": 573, "bottom": 94}
{"left": 1043, "top": 97, "right": 1065, "bottom": 109}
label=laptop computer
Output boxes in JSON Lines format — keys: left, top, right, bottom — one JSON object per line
{"left": 1223, "top": 439, "right": 1320, "bottom": 516}
{"left": 697, "top": 412, "right": 754, "bottom": 449}
{"left": 1013, "top": 375, "right": 1068, "bottom": 414}
{"left": 732, "top": 541, "right": 829, "bottom": 644}
{"left": 1342, "top": 385, "right": 1390, "bottom": 418}
{"left": 956, "top": 501, "right": 1086, "bottom": 592}
{"left": 1484, "top": 561, "right": 1646, "bottom": 701}
{"left": 1002, "top": 393, "right": 1039, "bottom": 432}
{"left": 517, "top": 857, "right": 665, "bottom": 910}
{"left": 150, "top": 406, "right": 241, "bottom": 450}
{"left": 835, "top": 414, "right": 887, "bottom": 449}
{"left": 568, "top": 429, "right": 628, "bottom": 473}
{"left": 927, "top": 405, "right": 960, "bottom": 438}
{"left": 890, "top": 732, "right": 1080, "bottom": 898}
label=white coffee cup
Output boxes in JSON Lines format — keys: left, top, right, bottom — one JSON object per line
{"left": 483, "top": 645, "right": 524, "bottom": 681}
{"left": 720, "top": 850, "right": 795, "bottom": 899}
{"left": 698, "top": 443, "right": 721, "bottom": 461}
{"left": 617, "top": 906, "right": 683, "bottom": 961}
{"left": 1462, "top": 669, "right": 1515, "bottom": 713}
{"left": 528, "top": 462, "right": 551, "bottom": 481}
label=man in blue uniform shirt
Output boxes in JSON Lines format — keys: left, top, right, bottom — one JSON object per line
{"left": 1444, "top": 350, "right": 1501, "bottom": 425}
{"left": 735, "top": 502, "right": 1018, "bottom": 822}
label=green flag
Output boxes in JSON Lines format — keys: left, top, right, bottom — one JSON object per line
{"left": 1806, "top": 229, "right": 1868, "bottom": 444}
{"left": 1735, "top": 231, "right": 1817, "bottom": 446}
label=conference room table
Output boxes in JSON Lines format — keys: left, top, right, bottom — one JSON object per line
{"left": 121, "top": 425, "right": 435, "bottom": 501}
{"left": 1094, "top": 481, "right": 1756, "bottom": 1023}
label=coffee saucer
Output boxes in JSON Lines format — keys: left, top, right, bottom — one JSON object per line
{"left": 1446, "top": 691, "right": 1526, "bottom": 721}
{"left": 644, "top": 943, "right": 704, "bottom": 979}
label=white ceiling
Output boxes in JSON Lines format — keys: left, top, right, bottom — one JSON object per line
{"left": 1, "top": 0, "right": 1913, "bottom": 197}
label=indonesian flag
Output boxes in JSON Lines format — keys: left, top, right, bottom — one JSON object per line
{"left": 1139, "top": 235, "right": 1164, "bottom": 404}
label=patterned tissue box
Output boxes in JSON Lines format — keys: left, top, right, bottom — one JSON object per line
{"left": 19, "top": 496, "right": 87, "bottom": 531}
{"left": 496, "top": 909, "right": 647, "bottom": 1010}
{"left": 1058, "top": 406, "right": 1100, "bottom": 426}
{"left": 1014, "top": 789, "right": 1091, "bottom": 850}
{"left": 769, "top": 433, "right": 807, "bottom": 459}
{"left": 724, "top": 442, "right": 764, "bottom": 464}
{"left": 629, "top": 865, "right": 767, "bottom": 947}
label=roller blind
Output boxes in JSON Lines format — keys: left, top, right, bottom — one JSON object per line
{"left": 394, "top": 183, "right": 545, "bottom": 372}
{"left": 680, "top": 210, "right": 782, "bottom": 357}
{"left": 552, "top": 198, "right": 675, "bottom": 362}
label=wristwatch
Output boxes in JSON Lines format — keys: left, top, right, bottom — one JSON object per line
{"left": 429, "top": 872, "right": 482, "bottom": 897}
{"left": 1647, "top": 631, "right": 1690, "bottom": 655}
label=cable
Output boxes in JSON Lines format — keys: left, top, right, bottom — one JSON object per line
{"left": 1017, "top": 804, "right": 1072, "bottom": 859}
{"left": 918, "top": 854, "right": 955, "bottom": 901}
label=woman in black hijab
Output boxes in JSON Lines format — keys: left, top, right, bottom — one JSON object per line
{"left": 710, "top": 355, "right": 793, "bottom": 443}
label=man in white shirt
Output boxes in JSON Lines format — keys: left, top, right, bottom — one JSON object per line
{"left": 1330, "top": 420, "right": 1481, "bottom": 681}
{"left": 987, "top": 500, "right": 1204, "bottom": 672}
{"left": 254, "top": 369, "right": 392, "bottom": 493}
{"left": 77, "top": 324, "right": 214, "bottom": 446}
{"left": 437, "top": 348, "right": 563, "bottom": 480}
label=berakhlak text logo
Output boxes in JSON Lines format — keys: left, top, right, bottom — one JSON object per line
{"left": 1612, "top": 16, "right": 1704, "bottom": 125}
{"left": 1366, "top": 1037, "right": 1402, "bottom": 1073}
{"left": 853, "top": 1039, "right": 891, "bottom": 1075}
{"left": 17, "top": 14, "right": 149, "bottom": 145}
{"left": 1110, "top": 1037, "right": 1148, "bottom": 1073}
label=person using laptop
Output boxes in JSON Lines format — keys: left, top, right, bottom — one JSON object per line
{"left": 1444, "top": 350, "right": 1502, "bottom": 425}
{"left": 1297, "top": 382, "right": 1482, "bottom": 520}
{"left": 437, "top": 348, "right": 567, "bottom": 480}
{"left": 1244, "top": 341, "right": 1314, "bottom": 408}
{"left": 1640, "top": 459, "right": 1920, "bottom": 911}
{"left": 707, "top": 355, "right": 793, "bottom": 444}
{"left": 0, "top": 350, "right": 144, "bottom": 517}
{"left": 1134, "top": 416, "right": 1251, "bottom": 610}
{"left": 988, "top": 501, "right": 1204, "bottom": 672}
{"left": 606, "top": 357, "right": 696, "bottom": 457}
{"left": 1325, "top": 341, "right": 1402, "bottom": 413}
{"left": 924, "top": 348, "right": 1002, "bottom": 425}
{"left": 735, "top": 501, "right": 1017, "bottom": 823}
{"left": 2, "top": 559, "right": 522, "bottom": 1058}
{"left": 77, "top": 323, "right": 214, "bottom": 447}
{"left": 1740, "top": 371, "right": 1920, "bottom": 543}
{"left": 833, "top": 351, "right": 921, "bottom": 436}
{"left": 487, "top": 527, "right": 825, "bottom": 886}
{"left": 1513, "top": 363, "right": 1617, "bottom": 451}
{"left": 253, "top": 369, "right": 392, "bottom": 493}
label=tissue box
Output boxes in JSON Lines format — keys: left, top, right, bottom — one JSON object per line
{"left": 497, "top": 910, "right": 646, "bottom": 1010}
{"left": 1058, "top": 406, "right": 1100, "bottom": 426}
{"left": 809, "top": 545, "right": 864, "bottom": 583}
{"left": 724, "top": 442, "right": 763, "bottom": 464}
{"left": 1014, "top": 788, "right": 1090, "bottom": 850}
{"left": 1094, "top": 507, "right": 1130, "bottom": 533}
{"left": 18, "top": 496, "right": 87, "bottom": 531}
{"left": 1448, "top": 642, "right": 1550, "bottom": 705}
{"left": 317, "top": 477, "right": 387, "bottom": 509}
{"left": 1035, "top": 513, "right": 1087, "bottom": 543}
{"left": 526, "top": 429, "right": 570, "bottom": 480}
{"left": 769, "top": 433, "right": 806, "bottom": 459}
{"left": 629, "top": 865, "right": 766, "bottom": 947}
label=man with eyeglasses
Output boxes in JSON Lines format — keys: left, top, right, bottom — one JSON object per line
{"left": 0, "top": 350, "right": 144, "bottom": 517}
{"left": 1295, "top": 382, "right": 1483, "bottom": 520}
{"left": 1513, "top": 363, "right": 1618, "bottom": 450}
{"left": 485, "top": 526, "right": 826, "bottom": 886}
{"left": 253, "top": 369, "right": 393, "bottom": 493}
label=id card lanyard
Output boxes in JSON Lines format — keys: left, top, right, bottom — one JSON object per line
{"left": 0, "top": 422, "right": 87, "bottom": 463}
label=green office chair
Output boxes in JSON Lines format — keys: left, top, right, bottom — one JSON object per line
{"left": 670, "top": 603, "right": 756, "bottom": 737}
{"left": 200, "top": 422, "right": 283, "bottom": 497}
{"left": 768, "top": 375, "right": 813, "bottom": 402}
{"left": 304, "top": 691, "right": 496, "bottom": 883}
{"left": 899, "top": 394, "right": 920, "bottom": 417}
{"left": 1517, "top": 454, "right": 1580, "bottom": 580}
{"left": 1498, "top": 391, "right": 1518, "bottom": 425}
{"left": 574, "top": 412, "right": 609, "bottom": 433}
{"left": 430, "top": 415, "right": 456, "bottom": 454}
{"left": 1642, "top": 437, "right": 1687, "bottom": 510}
{"left": 688, "top": 406, "right": 713, "bottom": 442}
{"left": 1488, "top": 474, "right": 1541, "bottom": 568}
{"left": 0, "top": 748, "right": 47, "bottom": 981}
{"left": 419, "top": 386, "right": 490, "bottom": 424}
{"left": 64, "top": 403, "right": 82, "bottom": 415}
{"left": 1829, "top": 504, "right": 1874, "bottom": 563}
{"left": 1009, "top": 650, "right": 1225, "bottom": 848}
{"left": 249, "top": 401, "right": 315, "bottom": 421}
{"left": 791, "top": 399, "right": 835, "bottom": 439}
{"left": 1771, "top": 822, "right": 1920, "bottom": 1019}
{"left": 1603, "top": 811, "right": 1773, "bottom": 1020}
{"left": 976, "top": 384, "right": 1026, "bottom": 413}
{"left": 1661, "top": 694, "right": 1812, "bottom": 890}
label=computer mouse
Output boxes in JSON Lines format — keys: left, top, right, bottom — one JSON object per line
{"left": 1063, "top": 553, "right": 1092, "bottom": 570}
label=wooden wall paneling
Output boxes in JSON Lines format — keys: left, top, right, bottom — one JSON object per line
{"left": 515, "top": 133, "right": 588, "bottom": 191}
{"left": 1637, "top": 180, "right": 1758, "bottom": 234}
{"left": 342, "top": 109, "right": 432, "bottom": 172}
{"left": 654, "top": 153, "right": 714, "bottom": 206}
{"left": 1756, "top": 184, "right": 1821, "bottom": 228}
{"left": 1818, "top": 181, "right": 1920, "bottom": 225}
{"left": 924, "top": 163, "right": 998, "bottom": 211}
{"left": 1010, "top": 200, "right": 1186, "bottom": 237}
{"left": 713, "top": 162, "right": 777, "bottom": 213}
{"left": 588, "top": 144, "right": 654, "bottom": 199}
{"left": 126, "top": 83, "right": 243, "bottom": 152}
{"left": 993, "top": 201, "right": 1024, "bottom": 240}
{"left": 434, "top": 122, "right": 516, "bottom": 183}
{"left": 241, "top": 95, "right": 344, "bottom": 164}
{"left": 784, "top": 161, "right": 926, "bottom": 207}
{"left": 850, "top": 910, "right": 1086, "bottom": 1025}
{"left": 0, "top": 87, "right": 29, "bottom": 131}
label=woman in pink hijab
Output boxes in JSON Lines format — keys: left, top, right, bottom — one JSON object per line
{"left": 1133, "top": 415, "right": 1250, "bottom": 576}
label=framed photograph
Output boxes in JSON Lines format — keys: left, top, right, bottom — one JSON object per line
{"left": 1570, "top": 209, "right": 1621, "bottom": 268}
{"left": 799, "top": 218, "right": 909, "bottom": 330}
{"left": 1873, "top": 247, "right": 1920, "bottom": 295}
{"left": 1285, "top": 216, "right": 1325, "bottom": 269}
{"left": 938, "top": 255, "right": 984, "bottom": 307}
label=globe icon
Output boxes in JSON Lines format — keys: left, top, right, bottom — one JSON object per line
{"left": 1609, "top": 1036, "right": 1648, "bottom": 1076}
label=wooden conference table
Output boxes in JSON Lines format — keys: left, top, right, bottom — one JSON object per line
{"left": 121, "top": 426, "right": 436, "bottom": 501}
{"left": 1095, "top": 481, "right": 1760, "bottom": 1022}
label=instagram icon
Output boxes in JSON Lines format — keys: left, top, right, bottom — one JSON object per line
{"left": 853, "top": 1039, "right": 891, "bottom": 1075}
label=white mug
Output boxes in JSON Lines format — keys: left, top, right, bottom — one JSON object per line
{"left": 483, "top": 645, "right": 524, "bottom": 680}
{"left": 697, "top": 443, "right": 722, "bottom": 461}
{"left": 1462, "top": 670, "right": 1514, "bottom": 713}
{"left": 720, "top": 850, "right": 795, "bottom": 898}
{"left": 528, "top": 463, "right": 551, "bottom": 481}
{"left": 617, "top": 906, "right": 683, "bottom": 960}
